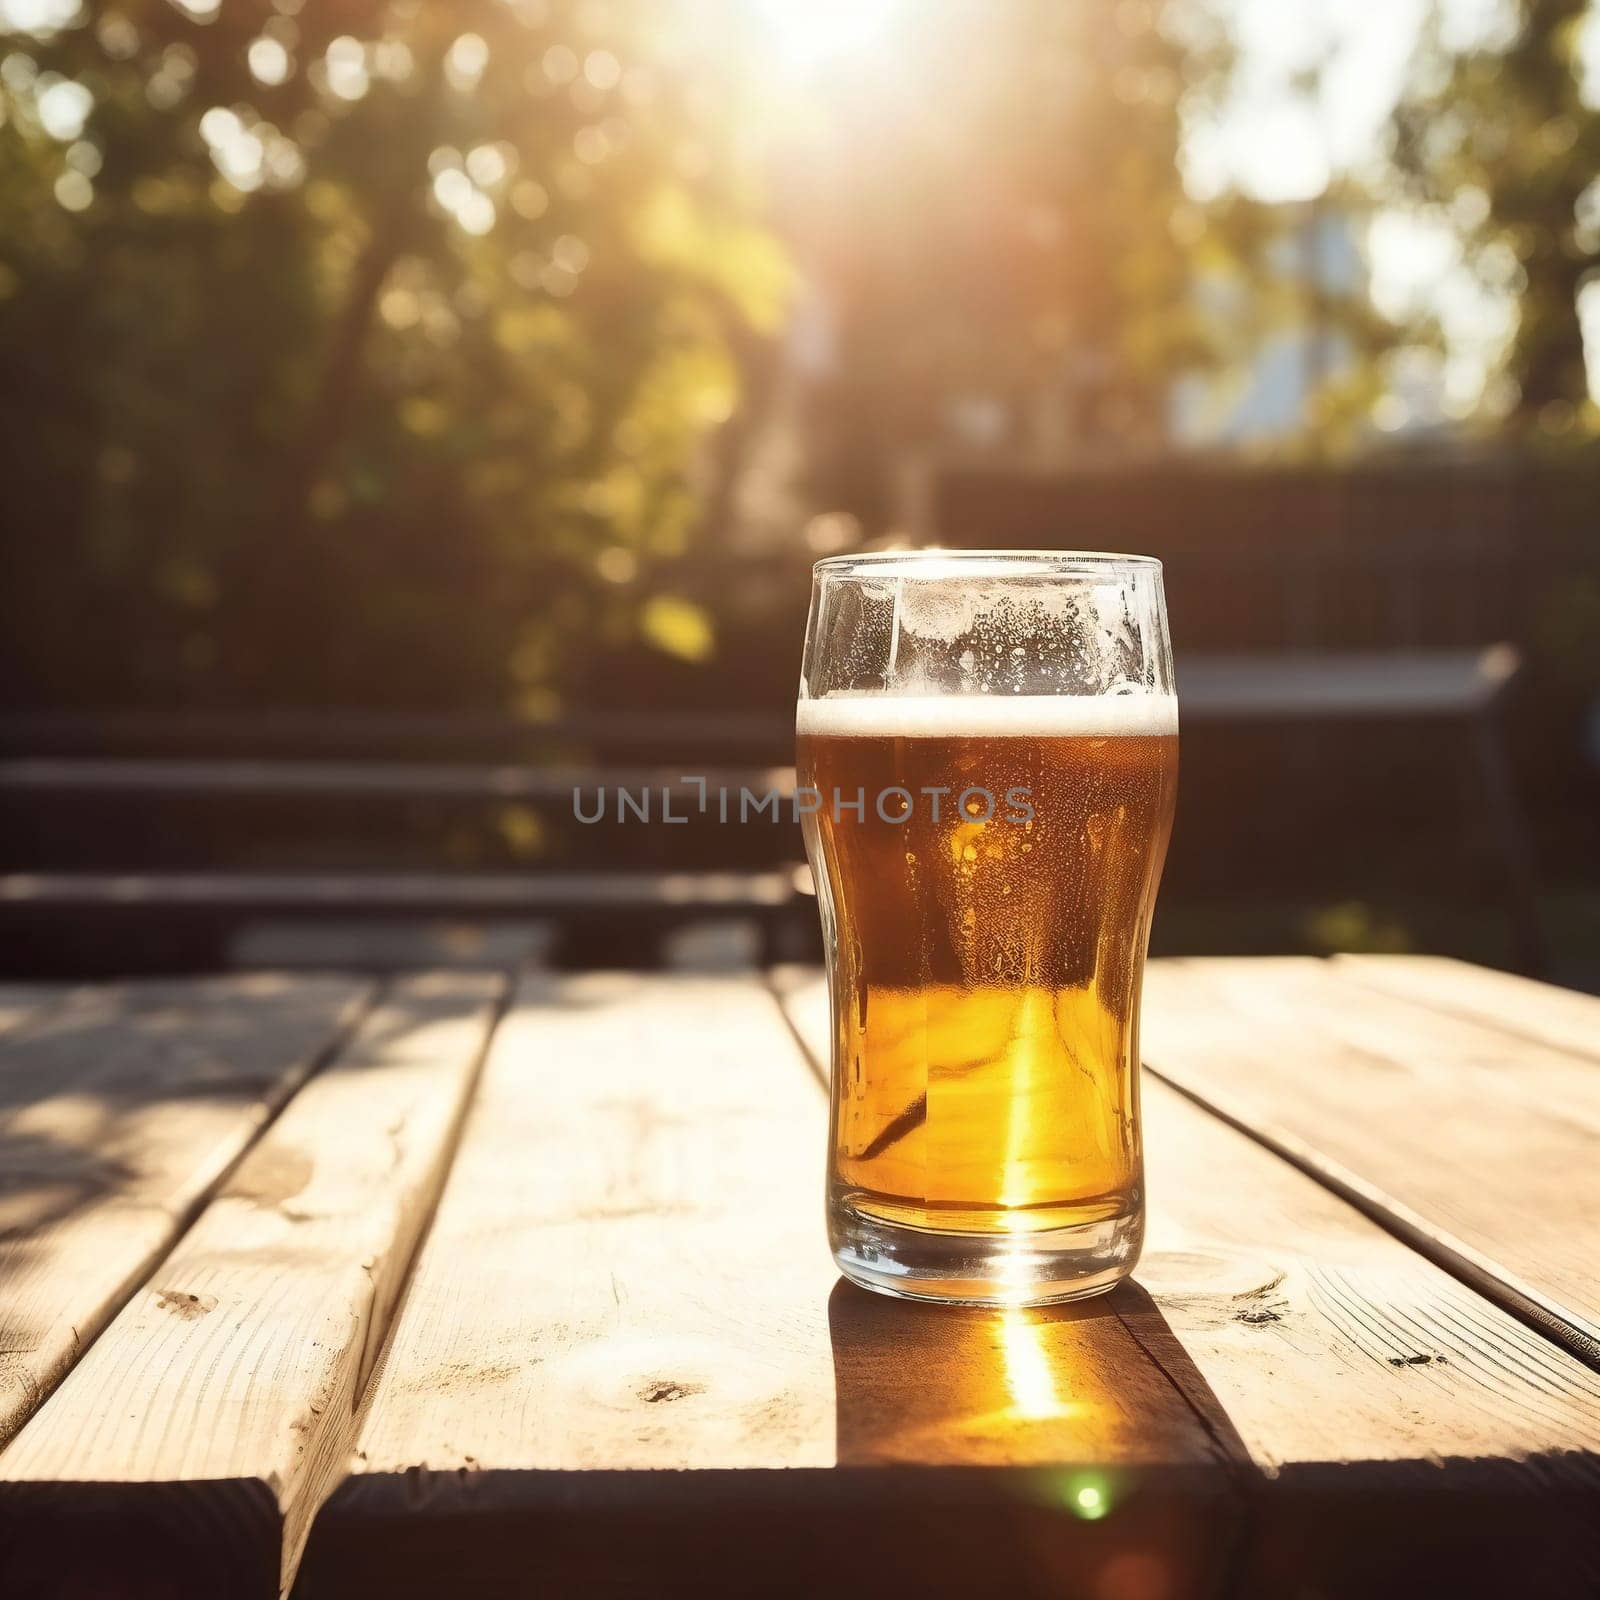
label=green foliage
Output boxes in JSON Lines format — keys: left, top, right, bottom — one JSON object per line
{"left": 6, "top": 0, "right": 1595, "bottom": 723}
{"left": 0, "top": 0, "right": 789, "bottom": 709}
{"left": 1390, "top": 0, "right": 1600, "bottom": 436}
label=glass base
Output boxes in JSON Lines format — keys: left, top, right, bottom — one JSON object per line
{"left": 831, "top": 1200, "right": 1143, "bottom": 1308}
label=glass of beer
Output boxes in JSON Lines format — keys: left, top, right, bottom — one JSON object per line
{"left": 796, "top": 551, "right": 1177, "bottom": 1306}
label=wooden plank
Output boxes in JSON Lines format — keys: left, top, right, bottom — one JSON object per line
{"left": 1335, "top": 953, "right": 1600, "bottom": 1064}
{"left": 0, "top": 757, "right": 797, "bottom": 802}
{"left": 1178, "top": 646, "right": 1517, "bottom": 719}
{"left": 779, "top": 970, "right": 1600, "bottom": 1596}
{"left": 0, "top": 972, "right": 503, "bottom": 1599}
{"left": 0, "top": 869, "right": 795, "bottom": 911}
{"left": 297, "top": 973, "right": 1240, "bottom": 1600}
{"left": 229, "top": 919, "right": 555, "bottom": 973}
{"left": 0, "top": 706, "right": 793, "bottom": 761}
{"left": 1142, "top": 957, "right": 1600, "bottom": 1363}
{"left": 0, "top": 974, "right": 371, "bottom": 1450}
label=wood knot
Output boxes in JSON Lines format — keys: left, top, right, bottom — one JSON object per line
{"left": 1236, "top": 1308, "right": 1282, "bottom": 1325}
{"left": 1388, "top": 1353, "right": 1444, "bottom": 1366}
{"left": 227, "top": 1147, "right": 313, "bottom": 1211}
{"left": 639, "top": 1378, "right": 704, "bottom": 1404}
{"left": 154, "top": 1288, "right": 217, "bottom": 1320}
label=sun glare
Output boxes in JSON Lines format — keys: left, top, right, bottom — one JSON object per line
{"left": 748, "top": 0, "right": 903, "bottom": 72}
{"left": 999, "top": 1310, "right": 1069, "bottom": 1421}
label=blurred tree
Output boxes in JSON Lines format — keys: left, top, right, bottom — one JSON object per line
{"left": 762, "top": 0, "right": 1212, "bottom": 522}
{"left": 1168, "top": 0, "right": 1423, "bottom": 460}
{"left": 0, "top": 0, "right": 788, "bottom": 710}
{"left": 1392, "top": 0, "right": 1600, "bottom": 437}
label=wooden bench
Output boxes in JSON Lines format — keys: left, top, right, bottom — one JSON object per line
{"left": 0, "top": 956, "right": 1595, "bottom": 1596}
{"left": 927, "top": 464, "right": 1555, "bottom": 970}
{"left": 0, "top": 648, "right": 1546, "bottom": 974}
{"left": 1181, "top": 644, "right": 1544, "bottom": 970}
{"left": 0, "top": 715, "right": 808, "bottom": 975}
{"left": 0, "top": 866, "right": 806, "bottom": 975}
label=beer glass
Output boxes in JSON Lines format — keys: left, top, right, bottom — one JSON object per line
{"left": 797, "top": 551, "right": 1177, "bottom": 1305}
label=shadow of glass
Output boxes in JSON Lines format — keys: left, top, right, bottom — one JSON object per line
{"left": 826, "top": 1275, "right": 1251, "bottom": 1597}
{"left": 828, "top": 1275, "right": 1249, "bottom": 1470}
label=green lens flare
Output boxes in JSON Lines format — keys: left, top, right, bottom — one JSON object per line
{"left": 1064, "top": 1474, "right": 1111, "bottom": 1519}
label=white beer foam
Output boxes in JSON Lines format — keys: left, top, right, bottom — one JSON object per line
{"left": 796, "top": 691, "right": 1179, "bottom": 739}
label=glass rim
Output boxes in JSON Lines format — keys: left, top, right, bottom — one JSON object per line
{"left": 812, "top": 548, "right": 1162, "bottom": 577}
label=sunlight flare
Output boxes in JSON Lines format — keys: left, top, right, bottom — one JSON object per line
{"left": 747, "top": 0, "right": 903, "bottom": 73}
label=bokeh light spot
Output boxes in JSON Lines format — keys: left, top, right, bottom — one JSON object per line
{"left": 248, "top": 37, "right": 291, "bottom": 88}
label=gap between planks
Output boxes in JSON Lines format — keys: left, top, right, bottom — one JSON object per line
{"left": 297, "top": 969, "right": 1600, "bottom": 1599}
{"left": 765, "top": 964, "right": 1255, "bottom": 1483}
{"left": 1140, "top": 956, "right": 1600, "bottom": 1373}
{"left": 0, "top": 973, "right": 379, "bottom": 1453}
{"left": 772, "top": 965, "right": 1600, "bottom": 1595}
{"left": 0, "top": 970, "right": 506, "bottom": 1600}
{"left": 296, "top": 971, "right": 1246, "bottom": 1600}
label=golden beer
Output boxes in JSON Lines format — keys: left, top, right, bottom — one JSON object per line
{"left": 799, "top": 691, "right": 1177, "bottom": 1300}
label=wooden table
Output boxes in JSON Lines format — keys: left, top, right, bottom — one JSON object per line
{"left": 0, "top": 958, "right": 1596, "bottom": 1598}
